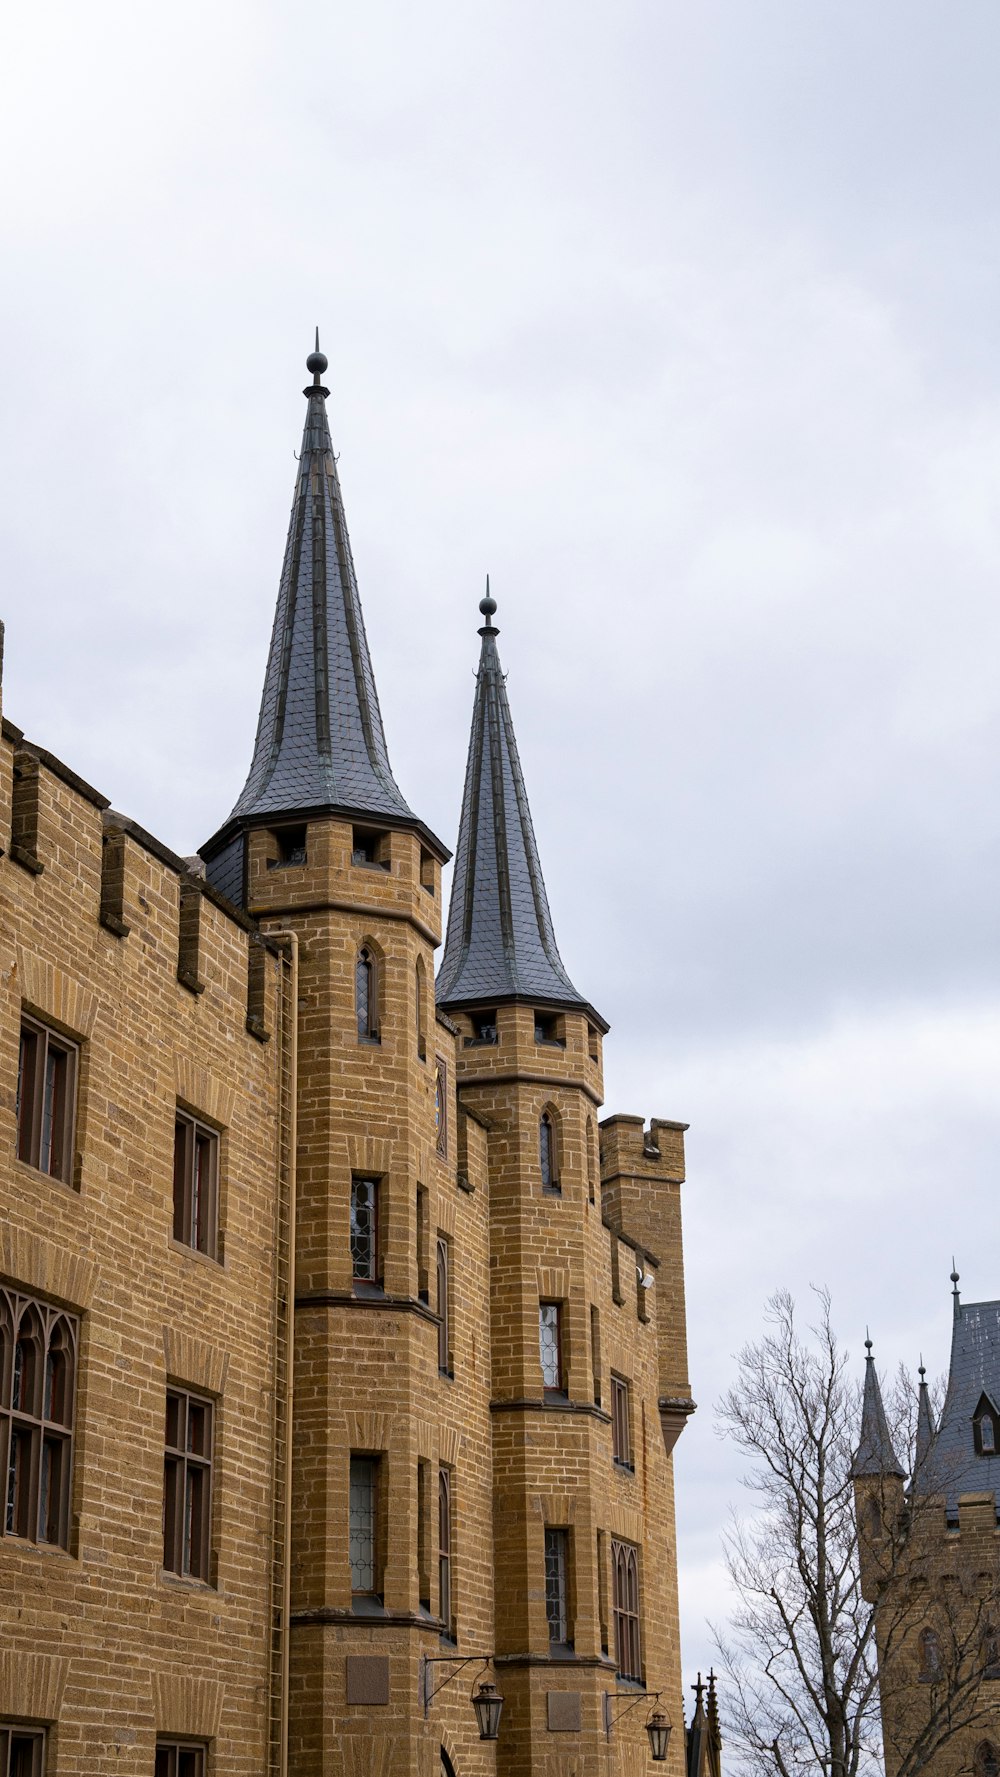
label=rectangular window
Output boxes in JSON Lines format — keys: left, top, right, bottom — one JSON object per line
{"left": 1, "top": 1289, "right": 77, "bottom": 1549}
{"left": 163, "top": 1387, "right": 214, "bottom": 1581}
{"left": 436, "top": 1237, "right": 451, "bottom": 1375}
{"left": 439, "top": 1466, "right": 453, "bottom": 1639}
{"left": 154, "top": 1743, "right": 206, "bottom": 1777}
{"left": 597, "top": 1530, "right": 610, "bottom": 1656}
{"left": 539, "top": 1302, "right": 563, "bottom": 1394}
{"left": 611, "top": 1374, "right": 632, "bottom": 1469}
{"left": 544, "top": 1527, "right": 570, "bottom": 1645}
{"left": 17, "top": 1016, "right": 77, "bottom": 1184}
{"left": 417, "top": 1458, "right": 431, "bottom": 1610}
{"left": 611, "top": 1538, "right": 642, "bottom": 1681}
{"left": 350, "top": 1178, "right": 379, "bottom": 1282}
{"left": 0, "top": 1727, "right": 45, "bottom": 1777}
{"left": 435, "top": 1059, "right": 448, "bottom": 1158}
{"left": 591, "top": 1306, "right": 602, "bottom": 1407}
{"left": 172, "top": 1112, "right": 220, "bottom": 1258}
{"left": 350, "top": 1455, "right": 380, "bottom": 1596}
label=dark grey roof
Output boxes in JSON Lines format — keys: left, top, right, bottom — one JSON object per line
{"left": 915, "top": 1297, "right": 1000, "bottom": 1509}
{"left": 851, "top": 1344, "right": 905, "bottom": 1479}
{"left": 222, "top": 350, "right": 417, "bottom": 831}
{"left": 914, "top": 1367, "right": 936, "bottom": 1472}
{"left": 436, "top": 596, "right": 604, "bottom": 1026}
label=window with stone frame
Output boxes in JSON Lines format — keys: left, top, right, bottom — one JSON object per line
{"left": 974, "top": 1394, "right": 998, "bottom": 1455}
{"left": 611, "top": 1373, "right": 633, "bottom": 1469}
{"left": 350, "top": 1177, "right": 380, "bottom": 1284}
{"left": 975, "top": 1745, "right": 1000, "bottom": 1777}
{"left": 611, "top": 1537, "right": 642, "bottom": 1682}
{"left": 436, "top": 1236, "right": 451, "bottom": 1375}
{"left": 918, "top": 1627, "right": 943, "bottom": 1682}
{"left": 439, "top": 1466, "right": 454, "bottom": 1639}
{"left": 0, "top": 1726, "right": 46, "bottom": 1777}
{"left": 544, "top": 1527, "right": 572, "bottom": 1646}
{"left": 172, "top": 1110, "right": 220, "bottom": 1259}
{"left": 163, "top": 1386, "right": 214, "bottom": 1581}
{"left": 1, "top": 1288, "right": 77, "bottom": 1548}
{"left": 415, "top": 957, "right": 428, "bottom": 1061}
{"left": 16, "top": 1015, "right": 77, "bottom": 1185}
{"left": 539, "top": 1302, "right": 564, "bottom": 1394}
{"left": 539, "top": 1109, "right": 560, "bottom": 1193}
{"left": 435, "top": 1058, "right": 448, "bottom": 1158}
{"left": 154, "top": 1744, "right": 206, "bottom": 1777}
{"left": 349, "top": 1454, "right": 382, "bottom": 1599}
{"left": 356, "top": 946, "right": 380, "bottom": 1042}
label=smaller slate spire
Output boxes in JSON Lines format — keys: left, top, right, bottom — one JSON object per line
{"left": 915, "top": 1359, "right": 936, "bottom": 1470}
{"left": 851, "top": 1337, "right": 905, "bottom": 1479}
{"left": 437, "top": 587, "right": 605, "bottom": 1025}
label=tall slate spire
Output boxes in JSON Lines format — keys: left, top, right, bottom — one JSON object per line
{"left": 437, "top": 589, "right": 604, "bottom": 1026}
{"left": 851, "top": 1338, "right": 906, "bottom": 1479}
{"left": 226, "top": 339, "right": 416, "bottom": 829}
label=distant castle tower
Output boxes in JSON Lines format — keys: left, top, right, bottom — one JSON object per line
{"left": 853, "top": 1275, "right": 1000, "bottom": 1777}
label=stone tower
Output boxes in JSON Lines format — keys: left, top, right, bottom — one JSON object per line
{"left": 438, "top": 590, "right": 694, "bottom": 1777}
{"left": 853, "top": 1282, "right": 1000, "bottom": 1777}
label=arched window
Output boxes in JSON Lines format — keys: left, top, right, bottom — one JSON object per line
{"left": 586, "top": 1116, "right": 596, "bottom": 1205}
{"left": 612, "top": 1538, "right": 641, "bottom": 1681}
{"left": 441, "top": 1752, "right": 457, "bottom": 1777}
{"left": 919, "top": 1627, "right": 943, "bottom": 1681}
{"left": 356, "top": 946, "right": 378, "bottom": 1042}
{"left": 975, "top": 1745, "right": 999, "bottom": 1777}
{"left": 3, "top": 1292, "right": 78, "bottom": 1548}
{"left": 540, "top": 1111, "right": 559, "bottom": 1193}
{"left": 438, "top": 1468, "right": 452, "bottom": 1639}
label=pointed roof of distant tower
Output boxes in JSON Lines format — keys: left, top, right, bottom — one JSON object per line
{"left": 436, "top": 587, "right": 606, "bottom": 1028}
{"left": 913, "top": 1267, "right": 1000, "bottom": 1508}
{"left": 207, "top": 336, "right": 442, "bottom": 853}
{"left": 851, "top": 1336, "right": 906, "bottom": 1479}
{"left": 915, "top": 1360, "right": 936, "bottom": 1470}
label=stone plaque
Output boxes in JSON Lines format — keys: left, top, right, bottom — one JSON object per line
{"left": 547, "top": 1690, "right": 582, "bottom": 1732}
{"left": 346, "top": 1655, "right": 390, "bottom": 1706}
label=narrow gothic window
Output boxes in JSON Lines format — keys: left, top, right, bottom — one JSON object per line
{"left": 611, "top": 1538, "right": 642, "bottom": 1681}
{"left": 545, "top": 1528, "right": 570, "bottom": 1644}
{"left": 163, "top": 1387, "right": 213, "bottom": 1580}
{"left": 349, "top": 1456, "right": 379, "bottom": 1595}
{"left": 351, "top": 1179, "right": 379, "bottom": 1283}
{"left": 438, "top": 1467, "right": 453, "bottom": 1638}
{"left": 611, "top": 1374, "right": 632, "bottom": 1468}
{"left": 17, "top": 1016, "right": 77, "bottom": 1184}
{"left": 975, "top": 1746, "right": 1000, "bottom": 1777}
{"left": 172, "top": 1111, "right": 220, "bottom": 1258}
{"left": 977, "top": 1413, "right": 996, "bottom": 1454}
{"left": 0, "top": 1727, "right": 46, "bottom": 1777}
{"left": 919, "top": 1627, "right": 943, "bottom": 1681}
{"left": 435, "top": 1059, "right": 448, "bottom": 1157}
{"left": 540, "top": 1112, "right": 559, "bottom": 1192}
{"left": 415, "top": 959, "right": 427, "bottom": 1060}
{"left": 436, "top": 1238, "right": 450, "bottom": 1375}
{"left": 539, "top": 1303, "right": 563, "bottom": 1393}
{"left": 357, "top": 947, "right": 378, "bottom": 1041}
{"left": 1, "top": 1289, "right": 77, "bottom": 1549}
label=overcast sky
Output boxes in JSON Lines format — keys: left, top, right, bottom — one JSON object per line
{"left": 3, "top": 0, "right": 999, "bottom": 1692}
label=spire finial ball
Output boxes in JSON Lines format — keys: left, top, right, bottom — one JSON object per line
{"left": 479, "top": 594, "right": 497, "bottom": 618}
{"left": 865, "top": 1337, "right": 873, "bottom": 1355}
{"left": 306, "top": 348, "right": 328, "bottom": 376}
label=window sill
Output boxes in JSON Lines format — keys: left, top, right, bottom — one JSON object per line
{"left": 1, "top": 1535, "right": 76, "bottom": 1564}
{"left": 13, "top": 1155, "right": 78, "bottom": 1192}
{"left": 169, "top": 1238, "right": 224, "bottom": 1270}
{"left": 351, "top": 1594, "right": 387, "bottom": 1616}
{"left": 542, "top": 1185, "right": 562, "bottom": 1197}
{"left": 352, "top": 861, "right": 391, "bottom": 874}
{"left": 352, "top": 1279, "right": 386, "bottom": 1300}
{"left": 548, "top": 1641, "right": 576, "bottom": 1661}
{"left": 438, "top": 1367, "right": 455, "bottom": 1382}
{"left": 358, "top": 1034, "right": 382, "bottom": 1047}
{"left": 160, "top": 1568, "right": 216, "bottom": 1593}
{"left": 613, "top": 1459, "right": 636, "bottom": 1475}
{"left": 614, "top": 1676, "right": 646, "bottom": 1692}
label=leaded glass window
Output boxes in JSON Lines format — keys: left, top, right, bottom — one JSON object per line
{"left": 439, "top": 1467, "right": 452, "bottom": 1636}
{"left": 612, "top": 1538, "right": 642, "bottom": 1681}
{"left": 2, "top": 1289, "right": 77, "bottom": 1548}
{"left": 539, "top": 1303, "right": 562, "bottom": 1392}
{"left": 350, "top": 1456, "right": 377, "bottom": 1594}
{"left": 357, "top": 948, "right": 378, "bottom": 1040}
{"left": 351, "top": 1178, "right": 378, "bottom": 1281}
{"left": 545, "top": 1528, "right": 569, "bottom": 1643}
{"left": 540, "top": 1112, "right": 557, "bottom": 1190}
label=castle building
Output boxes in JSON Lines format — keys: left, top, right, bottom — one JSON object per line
{"left": 853, "top": 1278, "right": 1000, "bottom": 1777}
{"left": 1, "top": 343, "right": 695, "bottom": 1777}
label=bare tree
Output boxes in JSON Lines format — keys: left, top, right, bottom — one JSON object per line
{"left": 713, "top": 1290, "right": 1000, "bottom": 1777}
